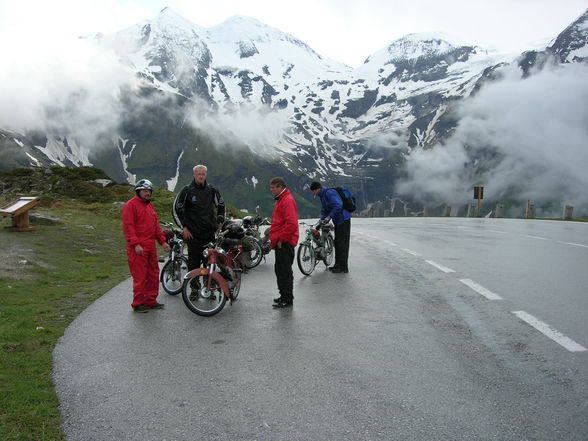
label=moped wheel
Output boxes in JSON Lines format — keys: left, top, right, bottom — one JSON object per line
{"left": 160, "top": 256, "right": 189, "bottom": 295}
{"left": 323, "top": 234, "right": 335, "bottom": 267}
{"left": 297, "top": 241, "right": 315, "bottom": 276}
{"left": 244, "top": 239, "right": 263, "bottom": 269}
{"left": 231, "top": 271, "right": 242, "bottom": 300}
{"left": 182, "top": 272, "right": 226, "bottom": 316}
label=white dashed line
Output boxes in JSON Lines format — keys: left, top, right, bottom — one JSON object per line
{"left": 384, "top": 240, "right": 398, "bottom": 247}
{"left": 425, "top": 260, "right": 455, "bottom": 273}
{"left": 558, "top": 241, "right": 588, "bottom": 248}
{"left": 459, "top": 279, "right": 502, "bottom": 300}
{"left": 520, "top": 234, "right": 547, "bottom": 240}
{"left": 401, "top": 248, "right": 419, "bottom": 256}
{"left": 512, "top": 311, "right": 587, "bottom": 352}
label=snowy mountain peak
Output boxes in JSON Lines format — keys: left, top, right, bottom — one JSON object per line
{"left": 361, "top": 32, "right": 481, "bottom": 69}
{"left": 207, "top": 14, "right": 322, "bottom": 62}
{"left": 150, "top": 7, "right": 206, "bottom": 38}
{"left": 386, "top": 32, "right": 474, "bottom": 60}
{"left": 214, "top": 14, "right": 269, "bottom": 31}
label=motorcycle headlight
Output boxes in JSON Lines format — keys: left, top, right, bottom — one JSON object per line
{"left": 202, "top": 249, "right": 209, "bottom": 258}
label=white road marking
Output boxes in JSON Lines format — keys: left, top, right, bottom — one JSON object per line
{"left": 384, "top": 240, "right": 398, "bottom": 247}
{"left": 425, "top": 260, "right": 455, "bottom": 273}
{"left": 459, "top": 279, "right": 502, "bottom": 300}
{"left": 488, "top": 230, "right": 508, "bottom": 234}
{"left": 512, "top": 311, "right": 587, "bottom": 352}
{"left": 558, "top": 241, "right": 588, "bottom": 248}
{"left": 401, "top": 248, "right": 419, "bottom": 256}
{"left": 520, "top": 234, "right": 547, "bottom": 240}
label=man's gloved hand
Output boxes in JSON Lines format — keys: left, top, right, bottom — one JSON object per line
{"left": 216, "top": 215, "right": 225, "bottom": 224}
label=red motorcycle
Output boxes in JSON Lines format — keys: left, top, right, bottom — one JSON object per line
{"left": 181, "top": 221, "right": 247, "bottom": 316}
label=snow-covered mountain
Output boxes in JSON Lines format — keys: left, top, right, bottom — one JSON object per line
{"left": 1, "top": 7, "right": 587, "bottom": 216}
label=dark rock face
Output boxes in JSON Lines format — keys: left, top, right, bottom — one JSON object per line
{"left": 547, "top": 10, "right": 588, "bottom": 63}
{"left": 517, "top": 9, "right": 588, "bottom": 74}
{"left": 239, "top": 40, "right": 259, "bottom": 58}
{"left": 340, "top": 89, "right": 379, "bottom": 118}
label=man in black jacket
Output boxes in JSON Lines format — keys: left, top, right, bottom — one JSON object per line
{"left": 173, "top": 165, "right": 226, "bottom": 271}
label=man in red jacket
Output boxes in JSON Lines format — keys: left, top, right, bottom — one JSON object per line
{"left": 269, "top": 177, "right": 299, "bottom": 308}
{"left": 122, "top": 179, "right": 170, "bottom": 313}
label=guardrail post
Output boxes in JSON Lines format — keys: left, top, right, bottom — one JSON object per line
{"left": 495, "top": 204, "right": 505, "bottom": 218}
{"left": 524, "top": 201, "right": 535, "bottom": 219}
{"left": 467, "top": 204, "right": 476, "bottom": 217}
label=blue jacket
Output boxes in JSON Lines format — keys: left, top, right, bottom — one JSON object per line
{"left": 318, "top": 187, "right": 351, "bottom": 227}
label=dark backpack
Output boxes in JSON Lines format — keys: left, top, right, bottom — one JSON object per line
{"left": 332, "top": 186, "right": 356, "bottom": 213}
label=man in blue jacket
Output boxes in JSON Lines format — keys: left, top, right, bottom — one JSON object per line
{"left": 310, "top": 181, "right": 351, "bottom": 273}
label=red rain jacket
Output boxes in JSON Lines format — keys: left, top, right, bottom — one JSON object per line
{"left": 122, "top": 195, "right": 167, "bottom": 248}
{"left": 269, "top": 188, "right": 299, "bottom": 248}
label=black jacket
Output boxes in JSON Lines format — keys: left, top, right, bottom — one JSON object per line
{"left": 172, "top": 180, "right": 225, "bottom": 235}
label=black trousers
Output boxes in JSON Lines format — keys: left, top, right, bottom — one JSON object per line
{"left": 334, "top": 219, "right": 351, "bottom": 270}
{"left": 186, "top": 231, "right": 215, "bottom": 271}
{"left": 274, "top": 243, "right": 295, "bottom": 301}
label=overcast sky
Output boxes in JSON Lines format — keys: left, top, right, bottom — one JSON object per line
{"left": 1, "top": 0, "right": 586, "bottom": 67}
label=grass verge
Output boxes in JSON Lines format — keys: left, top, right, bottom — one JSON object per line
{"left": 0, "top": 202, "right": 138, "bottom": 441}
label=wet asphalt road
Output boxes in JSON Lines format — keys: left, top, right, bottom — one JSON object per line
{"left": 53, "top": 218, "right": 588, "bottom": 441}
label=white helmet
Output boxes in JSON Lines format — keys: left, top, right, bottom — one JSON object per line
{"left": 135, "top": 179, "right": 153, "bottom": 192}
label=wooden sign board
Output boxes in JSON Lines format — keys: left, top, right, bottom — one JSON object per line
{"left": 473, "top": 186, "right": 484, "bottom": 200}
{"left": 0, "top": 197, "right": 41, "bottom": 231}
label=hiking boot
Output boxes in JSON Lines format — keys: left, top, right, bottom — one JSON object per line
{"left": 272, "top": 299, "right": 293, "bottom": 308}
{"left": 150, "top": 303, "right": 165, "bottom": 309}
{"left": 132, "top": 305, "right": 150, "bottom": 313}
{"left": 331, "top": 267, "right": 348, "bottom": 273}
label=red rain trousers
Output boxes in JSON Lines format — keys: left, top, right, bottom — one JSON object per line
{"left": 122, "top": 195, "right": 167, "bottom": 308}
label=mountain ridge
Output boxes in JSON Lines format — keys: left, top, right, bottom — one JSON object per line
{"left": 1, "top": 7, "right": 587, "bottom": 217}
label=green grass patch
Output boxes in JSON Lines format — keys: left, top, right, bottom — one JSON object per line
{"left": 0, "top": 203, "right": 133, "bottom": 440}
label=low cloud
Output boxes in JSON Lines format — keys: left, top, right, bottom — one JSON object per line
{"left": 0, "top": 36, "right": 139, "bottom": 148}
{"left": 0, "top": 0, "right": 146, "bottom": 149}
{"left": 397, "top": 61, "right": 588, "bottom": 216}
{"left": 367, "top": 131, "right": 410, "bottom": 151}
{"left": 185, "top": 103, "right": 293, "bottom": 156}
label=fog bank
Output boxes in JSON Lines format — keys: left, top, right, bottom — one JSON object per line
{"left": 397, "top": 62, "right": 588, "bottom": 216}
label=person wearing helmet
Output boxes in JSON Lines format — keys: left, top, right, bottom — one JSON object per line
{"left": 122, "top": 179, "right": 171, "bottom": 313}
{"left": 172, "top": 165, "right": 226, "bottom": 272}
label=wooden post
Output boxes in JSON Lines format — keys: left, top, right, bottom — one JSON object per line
{"left": 0, "top": 197, "right": 41, "bottom": 232}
